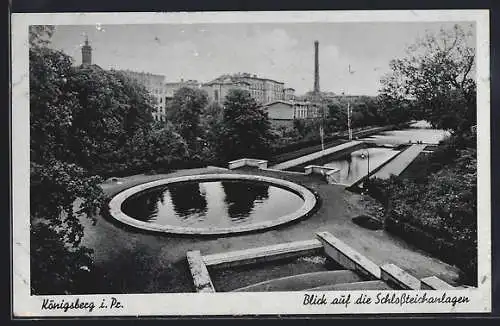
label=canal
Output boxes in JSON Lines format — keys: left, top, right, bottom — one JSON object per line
{"left": 285, "top": 121, "right": 450, "bottom": 184}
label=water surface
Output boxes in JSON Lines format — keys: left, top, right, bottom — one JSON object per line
{"left": 324, "top": 147, "right": 400, "bottom": 184}
{"left": 121, "top": 180, "right": 305, "bottom": 228}
{"left": 361, "top": 125, "right": 450, "bottom": 145}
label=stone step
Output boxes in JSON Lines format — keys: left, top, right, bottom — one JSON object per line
{"left": 307, "top": 280, "right": 393, "bottom": 291}
{"left": 231, "top": 270, "right": 363, "bottom": 292}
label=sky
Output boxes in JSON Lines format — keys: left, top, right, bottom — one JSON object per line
{"left": 49, "top": 22, "right": 475, "bottom": 96}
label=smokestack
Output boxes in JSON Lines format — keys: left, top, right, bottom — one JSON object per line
{"left": 314, "top": 40, "right": 320, "bottom": 93}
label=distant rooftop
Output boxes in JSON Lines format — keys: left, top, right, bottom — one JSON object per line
{"left": 118, "top": 69, "right": 165, "bottom": 78}
{"left": 165, "top": 79, "right": 201, "bottom": 85}
{"left": 262, "top": 100, "right": 316, "bottom": 107}
{"left": 207, "top": 73, "right": 285, "bottom": 85}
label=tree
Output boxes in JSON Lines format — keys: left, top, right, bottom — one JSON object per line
{"left": 199, "top": 102, "right": 225, "bottom": 162}
{"left": 29, "top": 27, "right": 168, "bottom": 294}
{"left": 29, "top": 29, "right": 105, "bottom": 294}
{"left": 66, "top": 66, "right": 156, "bottom": 175}
{"left": 125, "top": 123, "right": 189, "bottom": 172}
{"left": 29, "top": 25, "right": 55, "bottom": 49}
{"left": 380, "top": 24, "right": 476, "bottom": 133}
{"left": 217, "top": 89, "right": 274, "bottom": 161}
{"left": 376, "top": 93, "right": 413, "bottom": 125}
{"left": 166, "top": 87, "right": 208, "bottom": 155}
{"left": 30, "top": 161, "right": 103, "bottom": 294}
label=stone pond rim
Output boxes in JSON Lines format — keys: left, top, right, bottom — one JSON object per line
{"left": 107, "top": 173, "right": 319, "bottom": 236}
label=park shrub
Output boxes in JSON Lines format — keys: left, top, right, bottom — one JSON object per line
{"left": 368, "top": 136, "right": 477, "bottom": 285}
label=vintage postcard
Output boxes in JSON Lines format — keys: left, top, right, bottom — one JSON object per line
{"left": 11, "top": 10, "right": 491, "bottom": 317}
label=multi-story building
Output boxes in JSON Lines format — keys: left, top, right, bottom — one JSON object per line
{"left": 263, "top": 100, "right": 321, "bottom": 120}
{"left": 119, "top": 70, "right": 167, "bottom": 121}
{"left": 261, "top": 99, "right": 321, "bottom": 129}
{"left": 202, "top": 73, "right": 293, "bottom": 105}
{"left": 284, "top": 87, "right": 296, "bottom": 101}
{"left": 202, "top": 75, "right": 250, "bottom": 105}
{"left": 81, "top": 37, "right": 319, "bottom": 126}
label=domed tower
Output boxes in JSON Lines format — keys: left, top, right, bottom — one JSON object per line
{"left": 81, "top": 36, "right": 92, "bottom": 66}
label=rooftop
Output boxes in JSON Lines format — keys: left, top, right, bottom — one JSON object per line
{"left": 262, "top": 100, "right": 316, "bottom": 107}
{"left": 207, "top": 73, "right": 285, "bottom": 85}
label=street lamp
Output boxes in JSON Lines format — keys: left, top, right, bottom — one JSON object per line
{"left": 346, "top": 64, "right": 355, "bottom": 141}
{"left": 360, "top": 149, "right": 370, "bottom": 194}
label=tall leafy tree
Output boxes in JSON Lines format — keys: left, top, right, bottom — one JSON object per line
{"left": 166, "top": 87, "right": 208, "bottom": 155}
{"left": 217, "top": 89, "right": 274, "bottom": 161}
{"left": 126, "top": 123, "right": 189, "bottom": 172}
{"left": 30, "top": 28, "right": 105, "bottom": 294}
{"left": 66, "top": 66, "right": 156, "bottom": 175}
{"left": 199, "top": 102, "right": 225, "bottom": 162}
{"left": 29, "top": 26, "right": 182, "bottom": 294}
{"left": 380, "top": 24, "right": 476, "bottom": 133}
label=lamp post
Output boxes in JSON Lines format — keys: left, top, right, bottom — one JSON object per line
{"left": 346, "top": 64, "right": 355, "bottom": 141}
{"left": 347, "top": 100, "right": 352, "bottom": 141}
{"left": 360, "top": 149, "right": 370, "bottom": 194}
{"left": 345, "top": 64, "right": 381, "bottom": 142}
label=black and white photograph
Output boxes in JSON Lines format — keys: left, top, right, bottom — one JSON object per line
{"left": 11, "top": 10, "right": 491, "bottom": 316}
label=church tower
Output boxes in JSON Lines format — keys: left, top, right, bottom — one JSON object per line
{"left": 81, "top": 36, "right": 92, "bottom": 66}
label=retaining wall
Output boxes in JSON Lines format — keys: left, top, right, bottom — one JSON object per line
{"left": 187, "top": 231, "right": 457, "bottom": 292}
{"left": 228, "top": 158, "right": 268, "bottom": 169}
{"left": 270, "top": 141, "right": 364, "bottom": 171}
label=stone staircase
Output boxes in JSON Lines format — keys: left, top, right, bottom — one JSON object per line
{"left": 308, "top": 280, "right": 392, "bottom": 291}
{"left": 232, "top": 270, "right": 394, "bottom": 292}
{"left": 187, "top": 231, "right": 458, "bottom": 293}
{"left": 232, "top": 270, "right": 365, "bottom": 292}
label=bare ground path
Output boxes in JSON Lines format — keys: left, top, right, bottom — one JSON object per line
{"left": 79, "top": 166, "right": 460, "bottom": 294}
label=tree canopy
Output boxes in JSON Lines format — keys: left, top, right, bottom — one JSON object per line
{"left": 166, "top": 87, "right": 209, "bottom": 155}
{"left": 30, "top": 33, "right": 104, "bottom": 294}
{"left": 217, "top": 89, "right": 274, "bottom": 161}
{"left": 29, "top": 27, "right": 188, "bottom": 294}
{"left": 380, "top": 24, "right": 476, "bottom": 133}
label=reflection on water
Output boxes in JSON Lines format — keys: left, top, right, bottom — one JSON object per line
{"left": 168, "top": 183, "right": 208, "bottom": 219}
{"left": 324, "top": 147, "right": 400, "bottom": 184}
{"left": 222, "top": 182, "right": 269, "bottom": 223}
{"left": 121, "top": 180, "right": 303, "bottom": 228}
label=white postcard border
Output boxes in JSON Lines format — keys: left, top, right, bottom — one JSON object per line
{"left": 11, "top": 10, "right": 491, "bottom": 317}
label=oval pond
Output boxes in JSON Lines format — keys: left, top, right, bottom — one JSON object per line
{"left": 121, "top": 180, "right": 305, "bottom": 229}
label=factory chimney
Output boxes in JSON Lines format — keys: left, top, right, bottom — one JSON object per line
{"left": 314, "top": 40, "right": 320, "bottom": 93}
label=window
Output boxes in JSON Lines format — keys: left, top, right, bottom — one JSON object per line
{"left": 214, "top": 90, "right": 219, "bottom": 102}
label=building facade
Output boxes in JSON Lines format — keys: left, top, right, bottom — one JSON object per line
{"left": 80, "top": 37, "right": 326, "bottom": 125}
{"left": 119, "top": 70, "right": 167, "bottom": 121}
{"left": 263, "top": 100, "right": 321, "bottom": 120}
{"left": 202, "top": 75, "right": 250, "bottom": 105}
{"left": 284, "top": 87, "right": 296, "bottom": 101}
{"left": 202, "top": 73, "right": 293, "bottom": 105}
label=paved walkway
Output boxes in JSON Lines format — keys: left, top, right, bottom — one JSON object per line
{"left": 270, "top": 140, "right": 363, "bottom": 170}
{"left": 371, "top": 144, "right": 427, "bottom": 180}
